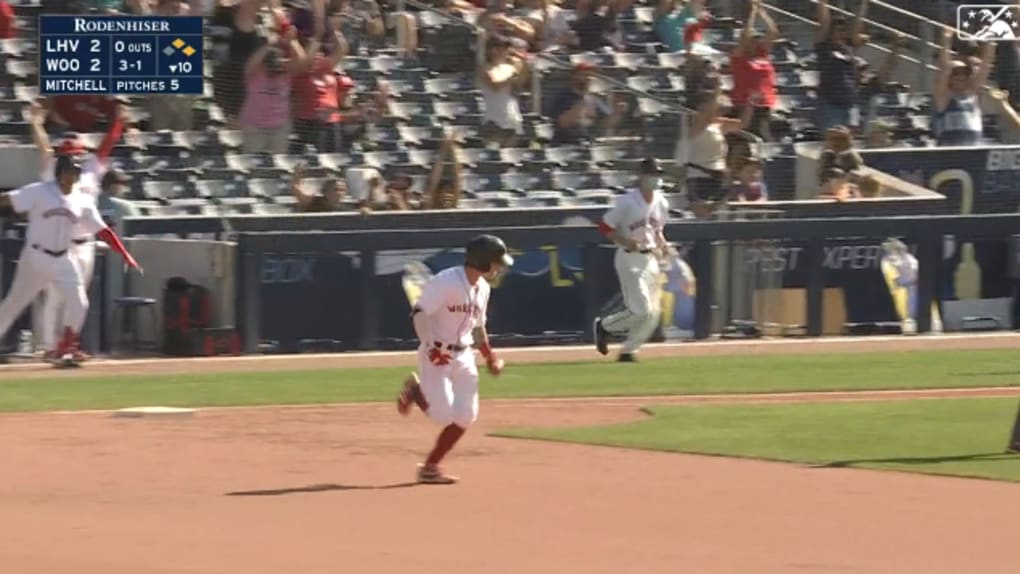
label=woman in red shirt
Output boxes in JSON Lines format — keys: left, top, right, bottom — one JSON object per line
{"left": 293, "top": 26, "right": 348, "bottom": 152}
{"left": 0, "top": 1, "right": 15, "bottom": 39}
{"left": 729, "top": 0, "right": 778, "bottom": 140}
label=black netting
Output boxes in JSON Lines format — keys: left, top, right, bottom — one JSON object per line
{"left": 1, "top": 0, "right": 1019, "bottom": 217}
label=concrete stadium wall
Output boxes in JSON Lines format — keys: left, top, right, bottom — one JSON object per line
{"left": 0, "top": 144, "right": 44, "bottom": 190}
{"left": 124, "top": 238, "right": 237, "bottom": 343}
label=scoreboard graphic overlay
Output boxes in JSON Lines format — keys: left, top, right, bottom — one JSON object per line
{"left": 39, "top": 16, "right": 204, "bottom": 95}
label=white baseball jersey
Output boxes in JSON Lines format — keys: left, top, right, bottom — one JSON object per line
{"left": 9, "top": 182, "right": 107, "bottom": 253}
{"left": 602, "top": 189, "right": 669, "bottom": 250}
{"left": 415, "top": 266, "right": 491, "bottom": 347}
{"left": 42, "top": 155, "right": 105, "bottom": 240}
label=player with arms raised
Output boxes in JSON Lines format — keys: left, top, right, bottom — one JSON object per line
{"left": 0, "top": 150, "right": 140, "bottom": 367}
{"left": 395, "top": 235, "right": 512, "bottom": 484}
{"left": 29, "top": 99, "right": 126, "bottom": 360}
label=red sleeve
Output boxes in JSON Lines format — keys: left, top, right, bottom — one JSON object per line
{"left": 684, "top": 17, "right": 709, "bottom": 45}
{"left": 0, "top": 2, "right": 15, "bottom": 39}
{"left": 97, "top": 228, "right": 139, "bottom": 269}
{"left": 94, "top": 113, "right": 124, "bottom": 164}
{"left": 597, "top": 221, "right": 614, "bottom": 236}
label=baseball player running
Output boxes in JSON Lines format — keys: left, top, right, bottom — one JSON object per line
{"left": 29, "top": 100, "right": 125, "bottom": 360}
{"left": 593, "top": 158, "right": 671, "bottom": 362}
{"left": 395, "top": 234, "right": 513, "bottom": 484}
{"left": 0, "top": 152, "right": 141, "bottom": 367}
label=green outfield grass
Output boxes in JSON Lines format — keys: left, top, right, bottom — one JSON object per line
{"left": 0, "top": 348, "right": 1017, "bottom": 412}
{"left": 496, "top": 397, "right": 1020, "bottom": 482}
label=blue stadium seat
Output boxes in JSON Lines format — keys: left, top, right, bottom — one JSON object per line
{"left": 389, "top": 101, "right": 436, "bottom": 122}
{"left": 215, "top": 130, "right": 244, "bottom": 151}
{"left": 424, "top": 77, "right": 474, "bottom": 95}
{"left": 146, "top": 168, "right": 196, "bottom": 182}
{"left": 269, "top": 195, "right": 298, "bottom": 208}
{"left": 218, "top": 201, "right": 257, "bottom": 215}
{"left": 195, "top": 179, "right": 249, "bottom": 199}
{"left": 166, "top": 198, "right": 215, "bottom": 216}
{"left": 252, "top": 203, "right": 292, "bottom": 215}
{"left": 500, "top": 147, "right": 545, "bottom": 165}
{"left": 397, "top": 91, "right": 439, "bottom": 104}
{"left": 2, "top": 58, "right": 34, "bottom": 81}
{"left": 461, "top": 174, "right": 504, "bottom": 193}
{"left": 470, "top": 160, "right": 515, "bottom": 175}
{"left": 397, "top": 125, "right": 445, "bottom": 147}
{"left": 433, "top": 100, "right": 482, "bottom": 120}
{"left": 523, "top": 191, "right": 564, "bottom": 207}
{"left": 573, "top": 189, "right": 614, "bottom": 203}
{"left": 318, "top": 152, "right": 359, "bottom": 170}
{"left": 226, "top": 154, "right": 276, "bottom": 173}
{"left": 142, "top": 180, "right": 196, "bottom": 201}
{"left": 554, "top": 171, "right": 603, "bottom": 192}
{"left": 502, "top": 172, "right": 554, "bottom": 193}
{"left": 247, "top": 178, "right": 290, "bottom": 199}
{"left": 599, "top": 170, "right": 638, "bottom": 190}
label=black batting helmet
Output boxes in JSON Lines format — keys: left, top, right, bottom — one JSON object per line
{"left": 465, "top": 234, "right": 514, "bottom": 272}
{"left": 54, "top": 153, "right": 84, "bottom": 179}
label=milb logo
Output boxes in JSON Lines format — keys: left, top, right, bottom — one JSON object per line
{"left": 957, "top": 5, "right": 1020, "bottom": 41}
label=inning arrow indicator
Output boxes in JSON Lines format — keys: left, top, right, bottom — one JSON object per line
{"left": 169, "top": 64, "right": 179, "bottom": 73}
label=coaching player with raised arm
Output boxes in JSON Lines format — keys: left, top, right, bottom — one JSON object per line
{"left": 593, "top": 158, "right": 670, "bottom": 362}
{"left": 395, "top": 235, "right": 512, "bottom": 484}
{"left": 0, "top": 152, "right": 141, "bottom": 367}
{"left": 30, "top": 99, "right": 126, "bottom": 360}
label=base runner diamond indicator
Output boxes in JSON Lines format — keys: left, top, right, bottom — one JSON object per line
{"left": 182, "top": 46, "right": 195, "bottom": 57}
{"left": 172, "top": 38, "right": 185, "bottom": 49}
{"left": 163, "top": 46, "right": 175, "bottom": 56}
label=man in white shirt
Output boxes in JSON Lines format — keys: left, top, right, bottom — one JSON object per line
{"left": 0, "top": 153, "right": 141, "bottom": 367}
{"left": 395, "top": 235, "right": 512, "bottom": 484}
{"left": 593, "top": 158, "right": 671, "bottom": 362}
{"left": 30, "top": 100, "right": 125, "bottom": 360}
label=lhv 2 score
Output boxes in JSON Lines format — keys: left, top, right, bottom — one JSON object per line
{"left": 44, "top": 37, "right": 151, "bottom": 72}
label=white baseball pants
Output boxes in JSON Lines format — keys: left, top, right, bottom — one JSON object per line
{"left": 417, "top": 347, "right": 480, "bottom": 429}
{"left": 0, "top": 246, "right": 87, "bottom": 343}
{"left": 602, "top": 249, "right": 662, "bottom": 354}
{"left": 40, "top": 240, "right": 95, "bottom": 351}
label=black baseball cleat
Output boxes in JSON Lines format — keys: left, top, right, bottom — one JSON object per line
{"left": 617, "top": 353, "right": 637, "bottom": 363}
{"left": 1007, "top": 443, "right": 1020, "bottom": 454}
{"left": 593, "top": 317, "right": 609, "bottom": 356}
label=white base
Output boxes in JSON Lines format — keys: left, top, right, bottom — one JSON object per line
{"left": 111, "top": 406, "right": 197, "bottom": 418}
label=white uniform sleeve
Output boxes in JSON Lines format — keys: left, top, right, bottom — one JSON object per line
{"left": 479, "top": 284, "right": 490, "bottom": 328}
{"left": 79, "top": 201, "right": 108, "bottom": 236}
{"left": 656, "top": 196, "right": 670, "bottom": 230}
{"left": 8, "top": 182, "right": 41, "bottom": 213}
{"left": 415, "top": 276, "right": 446, "bottom": 315}
{"left": 40, "top": 157, "right": 54, "bottom": 183}
{"left": 84, "top": 154, "right": 107, "bottom": 181}
{"left": 602, "top": 195, "right": 627, "bottom": 230}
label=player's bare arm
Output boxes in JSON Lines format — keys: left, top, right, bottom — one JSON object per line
{"left": 474, "top": 325, "right": 504, "bottom": 376}
{"left": 411, "top": 305, "right": 431, "bottom": 344}
{"left": 0, "top": 192, "right": 12, "bottom": 211}
{"left": 28, "top": 100, "right": 53, "bottom": 171}
{"left": 290, "top": 163, "right": 314, "bottom": 208}
{"left": 655, "top": 227, "right": 670, "bottom": 258}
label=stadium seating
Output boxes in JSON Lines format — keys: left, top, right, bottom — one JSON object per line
{"left": 0, "top": 0, "right": 1001, "bottom": 214}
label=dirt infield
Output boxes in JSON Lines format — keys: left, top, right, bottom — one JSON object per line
{"left": 2, "top": 334, "right": 1020, "bottom": 573}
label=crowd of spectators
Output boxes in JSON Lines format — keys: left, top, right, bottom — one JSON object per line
{"left": 15, "top": 0, "right": 1020, "bottom": 214}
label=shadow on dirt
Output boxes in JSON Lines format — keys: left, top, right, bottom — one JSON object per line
{"left": 816, "top": 452, "right": 1019, "bottom": 469}
{"left": 225, "top": 482, "right": 420, "bottom": 496}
